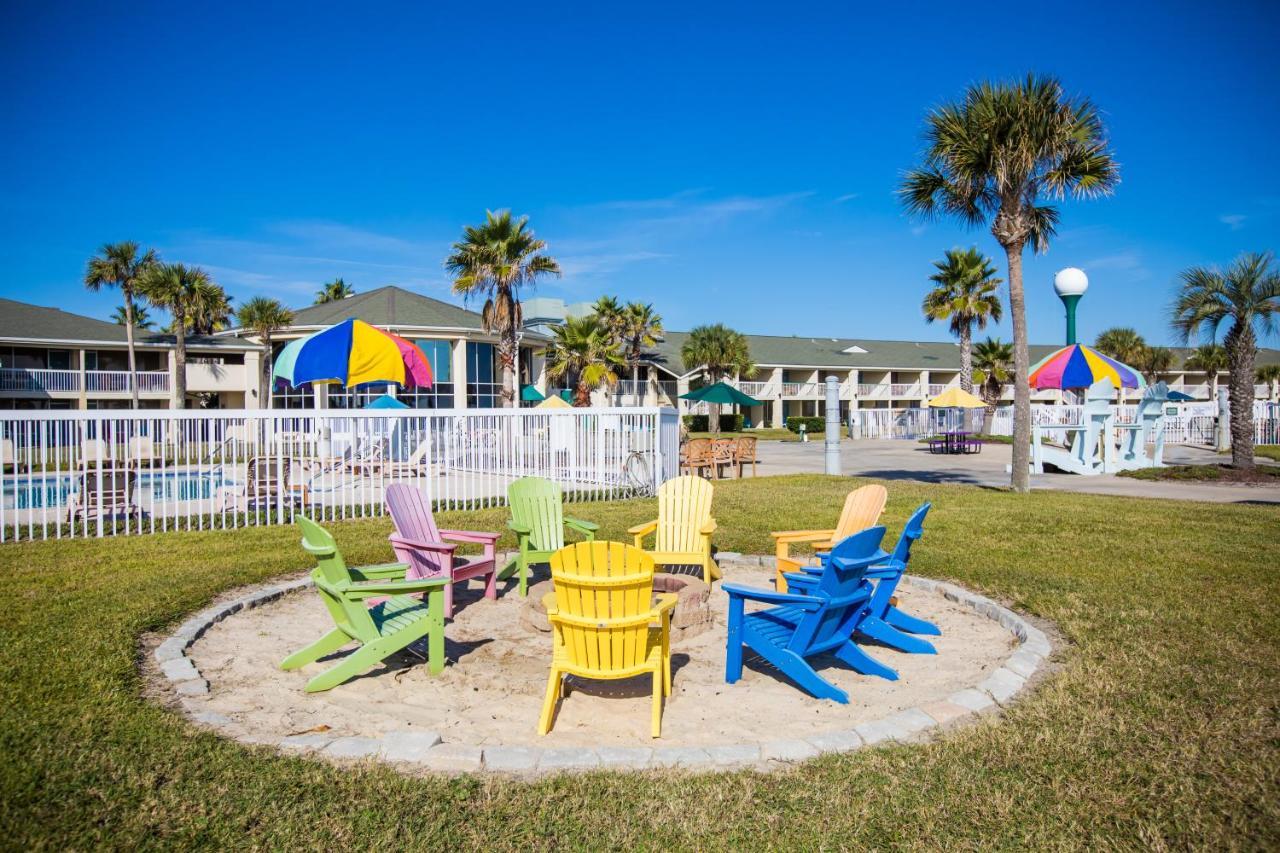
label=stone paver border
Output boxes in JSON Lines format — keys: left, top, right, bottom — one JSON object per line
{"left": 155, "top": 554, "right": 1053, "bottom": 775}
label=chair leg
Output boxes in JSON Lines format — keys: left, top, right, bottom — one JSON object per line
{"left": 651, "top": 668, "right": 663, "bottom": 738}
{"left": 442, "top": 582, "right": 454, "bottom": 620}
{"left": 518, "top": 553, "right": 529, "bottom": 598}
{"left": 483, "top": 566, "right": 498, "bottom": 601}
{"left": 425, "top": 588, "right": 446, "bottom": 675}
{"left": 884, "top": 605, "right": 942, "bottom": 636}
{"left": 858, "top": 615, "right": 937, "bottom": 655}
{"left": 725, "top": 599, "right": 744, "bottom": 683}
{"left": 303, "top": 641, "right": 389, "bottom": 692}
{"left": 538, "top": 667, "right": 562, "bottom": 735}
{"left": 833, "top": 637, "right": 900, "bottom": 681}
{"left": 662, "top": 619, "right": 673, "bottom": 695}
{"left": 281, "top": 627, "right": 349, "bottom": 671}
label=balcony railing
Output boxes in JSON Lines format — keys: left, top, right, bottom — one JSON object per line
{"left": 0, "top": 368, "right": 80, "bottom": 392}
{"left": 736, "top": 381, "right": 772, "bottom": 397}
{"left": 856, "top": 384, "right": 889, "bottom": 398}
{"left": 85, "top": 371, "right": 170, "bottom": 393}
{"left": 927, "top": 383, "right": 949, "bottom": 396}
{"left": 889, "top": 383, "right": 921, "bottom": 397}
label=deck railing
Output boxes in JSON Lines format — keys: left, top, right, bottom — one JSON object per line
{"left": 0, "top": 368, "right": 80, "bottom": 392}
{"left": 0, "top": 407, "right": 680, "bottom": 543}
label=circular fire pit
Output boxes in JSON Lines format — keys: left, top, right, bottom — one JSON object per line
{"left": 522, "top": 573, "right": 713, "bottom": 641}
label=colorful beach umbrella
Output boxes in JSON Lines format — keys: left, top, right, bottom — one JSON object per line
{"left": 1027, "top": 344, "right": 1145, "bottom": 391}
{"left": 273, "top": 319, "right": 433, "bottom": 389}
{"left": 365, "top": 393, "right": 409, "bottom": 409}
{"left": 520, "top": 384, "right": 546, "bottom": 402}
{"left": 536, "top": 394, "right": 572, "bottom": 409}
{"left": 926, "top": 387, "right": 987, "bottom": 408}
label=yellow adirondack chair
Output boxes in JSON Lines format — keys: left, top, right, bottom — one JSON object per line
{"left": 538, "top": 541, "right": 677, "bottom": 738}
{"left": 628, "top": 475, "right": 719, "bottom": 584}
{"left": 770, "top": 484, "right": 888, "bottom": 592}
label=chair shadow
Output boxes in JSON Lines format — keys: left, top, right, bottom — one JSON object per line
{"left": 560, "top": 653, "right": 692, "bottom": 699}
{"left": 315, "top": 636, "right": 495, "bottom": 685}
{"left": 739, "top": 645, "right": 894, "bottom": 690}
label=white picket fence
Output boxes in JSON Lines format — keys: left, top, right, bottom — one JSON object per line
{"left": 850, "top": 402, "right": 1277, "bottom": 447}
{"left": 0, "top": 407, "right": 680, "bottom": 543}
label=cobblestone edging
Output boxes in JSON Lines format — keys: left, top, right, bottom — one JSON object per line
{"left": 156, "top": 555, "right": 1053, "bottom": 775}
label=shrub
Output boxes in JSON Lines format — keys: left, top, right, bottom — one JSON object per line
{"left": 682, "top": 413, "right": 745, "bottom": 432}
{"left": 785, "top": 416, "right": 826, "bottom": 434}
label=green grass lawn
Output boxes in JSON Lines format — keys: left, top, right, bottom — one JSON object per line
{"left": 1120, "top": 463, "right": 1280, "bottom": 482}
{"left": 2, "top": 476, "right": 1278, "bottom": 848}
{"left": 1251, "top": 445, "right": 1280, "bottom": 462}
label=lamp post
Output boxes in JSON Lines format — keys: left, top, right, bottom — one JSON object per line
{"left": 1053, "top": 268, "right": 1089, "bottom": 345}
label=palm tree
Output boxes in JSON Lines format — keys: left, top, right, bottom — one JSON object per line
{"left": 1171, "top": 252, "right": 1280, "bottom": 468}
{"left": 315, "top": 278, "right": 354, "bottom": 304}
{"left": 921, "top": 247, "right": 1003, "bottom": 393}
{"left": 1184, "top": 343, "right": 1229, "bottom": 402}
{"left": 185, "top": 279, "right": 233, "bottom": 335}
{"left": 84, "top": 241, "right": 158, "bottom": 408}
{"left": 680, "top": 324, "right": 755, "bottom": 434}
{"left": 446, "top": 211, "right": 561, "bottom": 407}
{"left": 112, "top": 304, "right": 155, "bottom": 330}
{"left": 972, "top": 337, "right": 1014, "bottom": 432}
{"left": 137, "top": 263, "right": 216, "bottom": 408}
{"left": 1138, "top": 346, "right": 1175, "bottom": 386}
{"left": 901, "top": 75, "right": 1119, "bottom": 492}
{"left": 1257, "top": 363, "right": 1280, "bottom": 401}
{"left": 1093, "top": 327, "right": 1147, "bottom": 366}
{"left": 236, "top": 297, "right": 295, "bottom": 406}
{"left": 545, "top": 315, "right": 624, "bottom": 406}
{"left": 619, "top": 302, "right": 664, "bottom": 402}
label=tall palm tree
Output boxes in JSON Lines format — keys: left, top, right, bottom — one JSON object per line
{"left": 620, "top": 302, "right": 664, "bottom": 401}
{"left": 236, "top": 297, "right": 295, "bottom": 406}
{"left": 1138, "top": 346, "right": 1175, "bottom": 386}
{"left": 315, "top": 278, "right": 354, "bottom": 304}
{"left": 545, "top": 315, "right": 624, "bottom": 406}
{"left": 185, "top": 279, "right": 233, "bottom": 335}
{"left": 1093, "top": 327, "right": 1147, "bottom": 366}
{"left": 445, "top": 211, "right": 561, "bottom": 407}
{"left": 901, "top": 75, "right": 1119, "bottom": 492}
{"left": 137, "top": 263, "right": 216, "bottom": 408}
{"left": 1171, "top": 252, "right": 1280, "bottom": 468}
{"left": 84, "top": 241, "right": 158, "bottom": 408}
{"left": 972, "top": 337, "right": 1014, "bottom": 431}
{"left": 921, "top": 247, "right": 1003, "bottom": 393}
{"left": 1184, "top": 343, "right": 1229, "bottom": 402}
{"left": 1256, "top": 363, "right": 1280, "bottom": 401}
{"left": 112, "top": 304, "right": 155, "bottom": 330}
{"left": 680, "top": 324, "right": 755, "bottom": 434}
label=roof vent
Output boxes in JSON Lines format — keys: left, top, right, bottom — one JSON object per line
{"left": 842, "top": 345, "right": 868, "bottom": 354}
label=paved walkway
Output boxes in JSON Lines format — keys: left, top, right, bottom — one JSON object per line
{"left": 752, "top": 439, "right": 1280, "bottom": 504}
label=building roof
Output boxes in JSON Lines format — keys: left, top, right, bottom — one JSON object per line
{"left": 286, "top": 286, "right": 488, "bottom": 332}
{"left": 0, "top": 298, "right": 253, "bottom": 349}
{"left": 647, "top": 330, "right": 1280, "bottom": 376}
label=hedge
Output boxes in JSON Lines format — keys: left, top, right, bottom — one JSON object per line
{"left": 682, "top": 413, "right": 745, "bottom": 432}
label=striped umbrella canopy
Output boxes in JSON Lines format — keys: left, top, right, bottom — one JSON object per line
{"left": 273, "top": 319, "right": 433, "bottom": 389}
{"left": 1028, "top": 344, "right": 1145, "bottom": 391}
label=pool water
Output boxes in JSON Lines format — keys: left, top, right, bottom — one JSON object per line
{"left": 2, "top": 470, "right": 228, "bottom": 510}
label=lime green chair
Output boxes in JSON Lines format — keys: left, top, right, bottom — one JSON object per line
{"left": 501, "top": 477, "right": 598, "bottom": 596}
{"left": 280, "top": 515, "right": 447, "bottom": 692}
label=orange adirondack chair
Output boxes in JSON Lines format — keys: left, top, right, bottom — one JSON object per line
{"left": 770, "top": 484, "right": 887, "bottom": 592}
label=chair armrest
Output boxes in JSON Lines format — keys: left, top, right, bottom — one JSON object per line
{"left": 389, "top": 534, "right": 458, "bottom": 554}
{"left": 564, "top": 517, "right": 599, "bottom": 533}
{"left": 700, "top": 518, "right": 717, "bottom": 535}
{"left": 344, "top": 576, "right": 448, "bottom": 598}
{"left": 721, "top": 583, "right": 822, "bottom": 610}
{"left": 782, "top": 572, "right": 821, "bottom": 590}
{"left": 770, "top": 529, "right": 837, "bottom": 543}
{"left": 439, "top": 529, "right": 501, "bottom": 544}
{"left": 651, "top": 591, "right": 679, "bottom": 618}
{"left": 507, "top": 520, "right": 532, "bottom": 535}
{"left": 348, "top": 562, "right": 410, "bottom": 580}
{"left": 627, "top": 520, "right": 658, "bottom": 537}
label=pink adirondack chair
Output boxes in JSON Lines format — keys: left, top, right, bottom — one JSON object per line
{"left": 385, "top": 483, "right": 499, "bottom": 619}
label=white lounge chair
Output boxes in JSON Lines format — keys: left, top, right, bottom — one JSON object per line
{"left": 1032, "top": 379, "right": 1117, "bottom": 476}
{"left": 1114, "top": 382, "right": 1172, "bottom": 470}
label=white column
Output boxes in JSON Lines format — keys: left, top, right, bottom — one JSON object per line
{"left": 532, "top": 349, "right": 547, "bottom": 395}
{"left": 244, "top": 351, "right": 263, "bottom": 410}
{"left": 676, "top": 376, "right": 691, "bottom": 417}
{"left": 77, "top": 349, "right": 88, "bottom": 410}
{"left": 167, "top": 350, "right": 180, "bottom": 409}
{"left": 453, "top": 338, "right": 469, "bottom": 409}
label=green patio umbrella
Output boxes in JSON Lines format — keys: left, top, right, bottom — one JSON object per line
{"left": 679, "top": 381, "right": 763, "bottom": 407}
{"left": 520, "top": 385, "right": 546, "bottom": 402}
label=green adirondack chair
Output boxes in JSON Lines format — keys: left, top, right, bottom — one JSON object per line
{"left": 500, "top": 477, "right": 599, "bottom": 596}
{"left": 280, "top": 515, "right": 448, "bottom": 692}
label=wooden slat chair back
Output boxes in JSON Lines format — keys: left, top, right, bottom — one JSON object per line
{"left": 385, "top": 483, "right": 499, "bottom": 618}
{"left": 710, "top": 438, "right": 737, "bottom": 477}
{"left": 280, "top": 515, "right": 448, "bottom": 692}
{"left": 504, "top": 477, "right": 599, "bottom": 596}
{"left": 680, "top": 438, "right": 713, "bottom": 476}
{"left": 630, "top": 475, "right": 719, "bottom": 583}
{"left": 734, "top": 436, "right": 758, "bottom": 477}
{"left": 538, "top": 541, "right": 677, "bottom": 737}
{"left": 725, "top": 525, "right": 896, "bottom": 703}
{"left": 771, "top": 484, "right": 887, "bottom": 592}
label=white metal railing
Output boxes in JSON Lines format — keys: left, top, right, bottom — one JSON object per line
{"left": 890, "top": 383, "right": 921, "bottom": 397}
{"left": 0, "top": 368, "right": 80, "bottom": 392}
{"left": 0, "top": 407, "right": 680, "bottom": 543}
{"left": 737, "top": 381, "right": 772, "bottom": 397}
{"left": 657, "top": 381, "right": 677, "bottom": 400}
{"left": 856, "top": 384, "right": 890, "bottom": 399}
{"left": 84, "top": 371, "right": 171, "bottom": 393}
{"left": 780, "top": 382, "right": 821, "bottom": 397}
{"left": 927, "top": 384, "right": 948, "bottom": 396}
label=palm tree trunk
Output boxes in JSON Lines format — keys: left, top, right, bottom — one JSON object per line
{"left": 959, "top": 325, "right": 973, "bottom": 431}
{"left": 174, "top": 307, "right": 187, "bottom": 409}
{"left": 1225, "top": 323, "right": 1255, "bottom": 468}
{"left": 500, "top": 330, "right": 517, "bottom": 409}
{"left": 709, "top": 402, "right": 721, "bottom": 435}
{"left": 633, "top": 362, "right": 640, "bottom": 405}
{"left": 1004, "top": 243, "right": 1031, "bottom": 493}
{"left": 124, "top": 291, "right": 139, "bottom": 409}
{"left": 261, "top": 336, "right": 272, "bottom": 408}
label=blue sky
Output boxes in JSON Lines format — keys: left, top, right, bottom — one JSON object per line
{"left": 3, "top": 1, "right": 1279, "bottom": 348}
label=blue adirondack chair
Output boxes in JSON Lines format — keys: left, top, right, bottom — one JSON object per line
{"left": 807, "top": 502, "right": 938, "bottom": 655}
{"left": 724, "top": 526, "right": 896, "bottom": 704}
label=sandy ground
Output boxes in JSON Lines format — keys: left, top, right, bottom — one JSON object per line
{"left": 190, "top": 564, "right": 1016, "bottom": 748}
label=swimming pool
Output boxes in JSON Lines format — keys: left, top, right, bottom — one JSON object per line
{"left": 2, "top": 470, "right": 229, "bottom": 510}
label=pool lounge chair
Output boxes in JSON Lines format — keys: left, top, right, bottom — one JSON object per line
{"left": 244, "top": 456, "right": 310, "bottom": 510}
{"left": 66, "top": 467, "right": 139, "bottom": 524}
{"left": 127, "top": 435, "right": 161, "bottom": 467}
{"left": 1, "top": 438, "right": 16, "bottom": 472}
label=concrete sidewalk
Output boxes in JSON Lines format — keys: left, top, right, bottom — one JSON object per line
{"left": 751, "top": 439, "right": 1280, "bottom": 504}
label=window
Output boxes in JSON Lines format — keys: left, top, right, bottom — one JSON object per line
{"left": 47, "top": 350, "right": 71, "bottom": 370}
{"left": 413, "top": 340, "right": 452, "bottom": 382}
{"left": 467, "top": 342, "right": 500, "bottom": 407}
